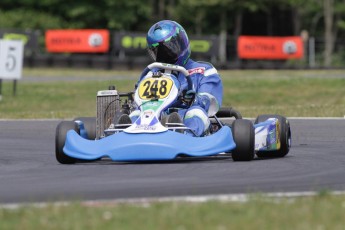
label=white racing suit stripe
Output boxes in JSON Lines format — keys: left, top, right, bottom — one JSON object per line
{"left": 185, "top": 108, "right": 211, "bottom": 134}
{"left": 198, "top": 92, "right": 220, "bottom": 117}
{"left": 204, "top": 67, "right": 218, "bottom": 77}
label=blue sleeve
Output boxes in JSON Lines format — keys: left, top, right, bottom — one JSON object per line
{"left": 192, "top": 67, "right": 223, "bottom": 114}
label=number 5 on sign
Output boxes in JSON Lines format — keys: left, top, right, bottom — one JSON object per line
{"left": 0, "top": 40, "right": 24, "bottom": 80}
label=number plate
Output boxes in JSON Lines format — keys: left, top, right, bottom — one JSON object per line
{"left": 138, "top": 77, "right": 173, "bottom": 100}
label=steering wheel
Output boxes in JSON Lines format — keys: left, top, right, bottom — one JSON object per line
{"left": 147, "top": 62, "right": 194, "bottom": 93}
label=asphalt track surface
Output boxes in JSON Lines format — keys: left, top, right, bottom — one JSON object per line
{"left": 0, "top": 118, "right": 344, "bottom": 204}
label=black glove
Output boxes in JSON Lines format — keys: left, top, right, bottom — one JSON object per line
{"left": 182, "top": 89, "right": 196, "bottom": 105}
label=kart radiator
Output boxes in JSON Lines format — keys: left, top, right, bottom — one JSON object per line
{"left": 96, "top": 89, "right": 120, "bottom": 139}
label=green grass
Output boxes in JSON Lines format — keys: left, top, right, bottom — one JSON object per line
{"left": 0, "top": 68, "right": 344, "bottom": 118}
{"left": 1, "top": 194, "right": 345, "bottom": 230}
{"left": 221, "top": 70, "right": 345, "bottom": 117}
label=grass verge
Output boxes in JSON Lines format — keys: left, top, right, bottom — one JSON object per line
{"left": 1, "top": 193, "right": 345, "bottom": 230}
{"left": 0, "top": 68, "right": 344, "bottom": 118}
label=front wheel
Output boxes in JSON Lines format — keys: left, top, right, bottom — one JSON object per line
{"left": 73, "top": 117, "right": 96, "bottom": 140}
{"left": 254, "top": 114, "right": 291, "bottom": 158}
{"left": 55, "top": 121, "right": 78, "bottom": 164}
{"left": 231, "top": 119, "right": 255, "bottom": 161}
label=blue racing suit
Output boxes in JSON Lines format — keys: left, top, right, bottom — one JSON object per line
{"left": 130, "top": 59, "right": 223, "bottom": 136}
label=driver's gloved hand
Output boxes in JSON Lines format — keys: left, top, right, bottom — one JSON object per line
{"left": 182, "top": 89, "right": 196, "bottom": 105}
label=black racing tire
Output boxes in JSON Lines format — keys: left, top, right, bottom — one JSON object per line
{"left": 231, "top": 119, "right": 255, "bottom": 161}
{"left": 254, "top": 114, "right": 291, "bottom": 158}
{"left": 216, "top": 107, "right": 242, "bottom": 119}
{"left": 74, "top": 117, "right": 96, "bottom": 140}
{"left": 55, "top": 121, "right": 78, "bottom": 164}
{"left": 160, "top": 115, "right": 168, "bottom": 127}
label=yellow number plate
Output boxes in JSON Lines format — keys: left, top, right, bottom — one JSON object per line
{"left": 138, "top": 77, "right": 173, "bottom": 100}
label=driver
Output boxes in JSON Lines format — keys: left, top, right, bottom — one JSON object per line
{"left": 122, "top": 20, "right": 223, "bottom": 136}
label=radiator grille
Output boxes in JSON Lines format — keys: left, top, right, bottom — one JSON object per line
{"left": 96, "top": 90, "right": 120, "bottom": 139}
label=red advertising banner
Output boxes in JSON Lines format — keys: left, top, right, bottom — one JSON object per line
{"left": 46, "top": 29, "right": 109, "bottom": 53}
{"left": 238, "top": 36, "right": 304, "bottom": 59}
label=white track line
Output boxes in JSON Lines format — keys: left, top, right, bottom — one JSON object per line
{"left": 2, "top": 191, "right": 345, "bottom": 210}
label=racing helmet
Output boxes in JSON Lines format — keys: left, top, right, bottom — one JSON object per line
{"left": 146, "top": 20, "right": 191, "bottom": 66}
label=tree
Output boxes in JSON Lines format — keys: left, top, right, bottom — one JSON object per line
{"left": 324, "top": 0, "right": 334, "bottom": 67}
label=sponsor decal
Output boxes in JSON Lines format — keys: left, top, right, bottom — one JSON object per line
{"left": 144, "top": 111, "right": 153, "bottom": 118}
{"left": 3, "top": 33, "right": 29, "bottom": 45}
{"left": 237, "top": 36, "right": 304, "bottom": 59}
{"left": 283, "top": 41, "right": 297, "bottom": 54}
{"left": 134, "top": 125, "right": 156, "bottom": 131}
{"left": 97, "top": 90, "right": 117, "bottom": 96}
{"left": 276, "top": 120, "right": 281, "bottom": 149}
{"left": 188, "top": 67, "right": 205, "bottom": 75}
{"left": 121, "top": 35, "right": 147, "bottom": 49}
{"left": 266, "top": 123, "right": 277, "bottom": 149}
{"left": 0, "top": 30, "right": 40, "bottom": 55}
{"left": 88, "top": 33, "right": 103, "bottom": 47}
{"left": 268, "top": 130, "right": 277, "bottom": 145}
{"left": 190, "top": 40, "right": 212, "bottom": 53}
{"left": 46, "top": 29, "right": 109, "bottom": 53}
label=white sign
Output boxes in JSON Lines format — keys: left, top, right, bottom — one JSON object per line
{"left": 0, "top": 40, "right": 24, "bottom": 80}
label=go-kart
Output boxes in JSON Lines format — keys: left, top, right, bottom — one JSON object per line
{"left": 55, "top": 62, "right": 291, "bottom": 164}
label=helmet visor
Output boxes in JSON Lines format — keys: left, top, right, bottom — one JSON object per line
{"left": 147, "top": 32, "right": 187, "bottom": 64}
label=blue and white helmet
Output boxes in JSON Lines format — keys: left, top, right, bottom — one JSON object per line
{"left": 147, "top": 20, "right": 191, "bottom": 66}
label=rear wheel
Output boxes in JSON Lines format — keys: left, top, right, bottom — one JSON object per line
{"left": 231, "top": 119, "right": 255, "bottom": 161}
{"left": 254, "top": 114, "right": 291, "bottom": 158}
{"left": 55, "top": 121, "right": 78, "bottom": 164}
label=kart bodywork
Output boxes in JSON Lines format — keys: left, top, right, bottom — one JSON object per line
{"left": 64, "top": 126, "right": 234, "bottom": 161}
{"left": 56, "top": 63, "right": 291, "bottom": 164}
